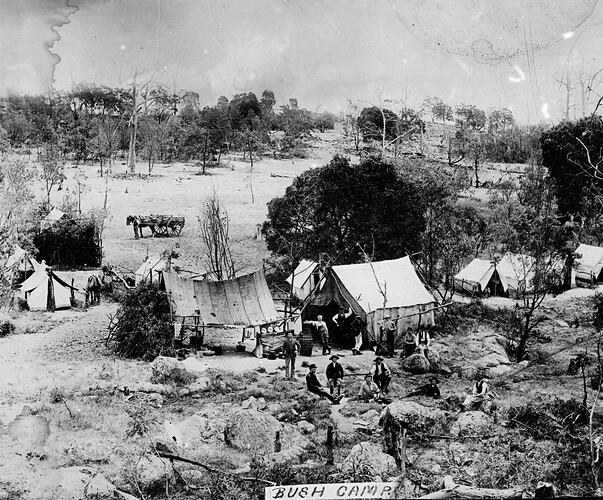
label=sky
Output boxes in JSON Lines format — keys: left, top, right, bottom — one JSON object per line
{"left": 1, "top": 0, "right": 603, "bottom": 123}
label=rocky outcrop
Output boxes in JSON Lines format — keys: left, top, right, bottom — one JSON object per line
{"left": 451, "top": 410, "right": 493, "bottom": 436}
{"left": 224, "top": 409, "right": 282, "bottom": 454}
{"left": 135, "top": 454, "right": 175, "bottom": 494}
{"left": 341, "top": 442, "right": 396, "bottom": 479}
{"left": 402, "top": 353, "right": 430, "bottom": 374}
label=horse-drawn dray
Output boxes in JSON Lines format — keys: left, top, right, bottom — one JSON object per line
{"left": 126, "top": 215, "right": 185, "bottom": 238}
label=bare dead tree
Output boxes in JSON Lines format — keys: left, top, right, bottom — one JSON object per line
{"left": 198, "top": 193, "right": 236, "bottom": 281}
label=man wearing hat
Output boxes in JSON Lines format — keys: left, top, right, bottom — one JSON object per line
{"left": 282, "top": 331, "right": 301, "bottom": 379}
{"left": 371, "top": 356, "right": 392, "bottom": 394}
{"left": 306, "top": 364, "right": 340, "bottom": 404}
{"left": 380, "top": 314, "right": 397, "bottom": 357}
{"left": 325, "top": 354, "right": 344, "bottom": 398}
{"left": 405, "top": 376, "right": 441, "bottom": 398}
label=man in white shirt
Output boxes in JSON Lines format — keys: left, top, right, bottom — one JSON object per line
{"left": 304, "top": 315, "right": 331, "bottom": 355}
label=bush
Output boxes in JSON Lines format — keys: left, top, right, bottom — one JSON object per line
{"left": 150, "top": 364, "right": 197, "bottom": 386}
{"left": 0, "top": 317, "right": 15, "bottom": 337}
{"left": 33, "top": 215, "right": 102, "bottom": 268}
{"left": 111, "top": 282, "right": 174, "bottom": 360}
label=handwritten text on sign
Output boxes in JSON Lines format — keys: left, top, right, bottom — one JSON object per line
{"left": 265, "top": 482, "right": 402, "bottom": 500}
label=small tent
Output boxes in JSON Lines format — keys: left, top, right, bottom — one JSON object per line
{"left": 3, "top": 246, "right": 39, "bottom": 285}
{"left": 303, "top": 256, "right": 436, "bottom": 342}
{"left": 20, "top": 262, "right": 76, "bottom": 311}
{"left": 454, "top": 258, "right": 507, "bottom": 296}
{"left": 41, "top": 208, "right": 66, "bottom": 230}
{"left": 135, "top": 255, "right": 171, "bottom": 285}
{"left": 575, "top": 244, "right": 603, "bottom": 284}
{"left": 285, "top": 260, "right": 321, "bottom": 300}
{"left": 496, "top": 252, "right": 536, "bottom": 295}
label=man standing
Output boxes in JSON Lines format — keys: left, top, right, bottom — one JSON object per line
{"left": 371, "top": 357, "right": 392, "bottom": 395}
{"left": 306, "top": 364, "right": 340, "bottom": 404}
{"left": 326, "top": 354, "right": 344, "bottom": 398}
{"left": 304, "top": 315, "right": 331, "bottom": 355}
{"left": 381, "top": 315, "right": 396, "bottom": 357}
{"left": 282, "top": 332, "right": 301, "bottom": 379}
{"left": 332, "top": 308, "right": 353, "bottom": 349}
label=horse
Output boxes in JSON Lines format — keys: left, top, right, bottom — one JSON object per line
{"left": 85, "top": 274, "right": 102, "bottom": 306}
{"left": 126, "top": 215, "right": 156, "bottom": 239}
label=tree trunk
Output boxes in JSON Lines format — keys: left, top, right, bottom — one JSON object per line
{"left": 474, "top": 156, "right": 480, "bottom": 188}
{"left": 128, "top": 82, "right": 138, "bottom": 174}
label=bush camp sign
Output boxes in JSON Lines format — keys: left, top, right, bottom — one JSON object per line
{"left": 265, "top": 482, "right": 403, "bottom": 500}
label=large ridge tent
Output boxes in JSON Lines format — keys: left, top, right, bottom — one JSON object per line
{"left": 20, "top": 262, "right": 77, "bottom": 311}
{"left": 163, "top": 269, "right": 280, "bottom": 327}
{"left": 496, "top": 252, "right": 535, "bottom": 294}
{"left": 286, "top": 260, "right": 321, "bottom": 301}
{"left": 454, "top": 258, "right": 507, "bottom": 296}
{"left": 303, "top": 256, "right": 436, "bottom": 342}
{"left": 575, "top": 244, "right": 603, "bottom": 283}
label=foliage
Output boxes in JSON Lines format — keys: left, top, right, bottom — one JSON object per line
{"left": 33, "top": 214, "right": 102, "bottom": 268}
{"left": 455, "top": 103, "right": 487, "bottom": 130}
{"left": 542, "top": 115, "right": 603, "bottom": 218}
{"left": 150, "top": 364, "right": 197, "bottom": 386}
{"left": 111, "top": 282, "right": 174, "bottom": 360}
{"left": 359, "top": 106, "right": 399, "bottom": 142}
{"left": 262, "top": 155, "right": 429, "bottom": 264}
{"left": 314, "top": 112, "right": 336, "bottom": 132}
{"left": 0, "top": 317, "right": 15, "bottom": 338}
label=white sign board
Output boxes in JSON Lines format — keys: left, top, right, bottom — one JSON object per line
{"left": 265, "top": 482, "right": 403, "bottom": 500}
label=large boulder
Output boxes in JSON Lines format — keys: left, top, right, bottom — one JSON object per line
{"left": 402, "top": 354, "right": 430, "bottom": 374}
{"left": 382, "top": 401, "right": 446, "bottom": 434}
{"left": 135, "top": 454, "right": 175, "bottom": 493}
{"left": 269, "top": 423, "right": 313, "bottom": 464}
{"left": 451, "top": 411, "right": 493, "bottom": 436}
{"left": 341, "top": 442, "right": 396, "bottom": 479}
{"left": 224, "top": 409, "right": 281, "bottom": 454}
{"left": 31, "top": 467, "right": 136, "bottom": 500}
{"left": 474, "top": 352, "right": 510, "bottom": 370}
{"left": 425, "top": 349, "right": 441, "bottom": 371}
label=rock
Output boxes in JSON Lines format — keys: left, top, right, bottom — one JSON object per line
{"left": 150, "top": 356, "right": 182, "bottom": 379}
{"left": 341, "top": 442, "right": 396, "bottom": 478}
{"left": 224, "top": 409, "right": 281, "bottom": 454}
{"left": 135, "top": 454, "right": 175, "bottom": 493}
{"left": 475, "top": 352, "right": 510, "bottom": 369}
{"left": 33, "top": 466, "right": 124, "bottom": 499}
{"left": 65, "top": 438, "right": 112, "bottom": 463}
{"left": 425, "top": 349, "right": 441, "bottom": 371}
{"left": 486, "top": 364, "right": 512, "bottom": 377}
{"left": 381, "top": 401, "right": 446, "bottom": 434}
{"left": 181, "top": 356, "right": 209, "bottom": 373}
{"left": 241, "top": 396, "right": 258, "bottom": 409}
{"left": 146, "top": 393, "right": 164, "bottom": 407}
{"left": 6, "top": 414, "right": 50, "bottom": 454}
{"left": 402, "top": 353, "right": 430, "bottom": 374}
{"left": 458, "top": 365, "right": 477, "bottom": 379}
{"left": 296, "top": 420, "right": 316, "bottom": 434}
{"left": 179, "top": 469, "right": 207, "bottom": 485}
{"left": 270, "top": 424, "right": 313, "bottom": 464}
{"left": 267, "top": 403, "right": 283, "bottom": 414}
{"left": 0, "top": 490, "right": 8, "bottom": 500}
{"left": 451, "top": 411, "right": 493, "bottom": 436}
{"left": 555, "top": 319, "right": 569, "bottom": 328}
{"left": 409, "top": 448, "right": 447, "bottom": 474}
{"left": 188, "top": 377, "right": 210, "bottom": 393}
{"left": 362, "top": 409, "right": 381, "bottom": 428}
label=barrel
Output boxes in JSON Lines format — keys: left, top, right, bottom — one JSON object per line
{"left": 300, "top": 325, "right": 314, "bottom": 356}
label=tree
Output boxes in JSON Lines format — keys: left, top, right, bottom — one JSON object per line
{"left": 260, "top": 89, "right": 276, "bottom": 115}
{"left": 359, "top": 106, "right": 398, "bottom": 144}
{"left": 39, "top": 143, "right": 65, "bottom": 208}
{"left": 455, "top": 104, "right": 486, "bottom": 131}
{"left": 423, "top": 96, "right": 452, "bottom": 123}
{"left": 198, "top": 193, "right": 236, "bottom": 281}
{"left": 313, "top": 112, "right": 336, "bottom": 132}
{"left": 542, "top": 116, "right": 603, "bottom": 217}
{"left": 262, "top": 155, "right": 428, "bottom": 264}
{"left": 343, "top": 101, "right": 362, "bottom": 152}
{"left": 487, "top": 108, "right": 515, "bottom": 134}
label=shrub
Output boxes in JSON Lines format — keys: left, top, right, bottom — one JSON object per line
{"left": 150, "top": 364, "right": 197, "bottom": 386}
{"left": 33, "top": 215, "right": 102, "bottom": 268}
{"left": 49, "top": 387, "right": 66, "bottom": 403}
{"left": 0, "top": 317, "right": 15, "bottom": 337}
{"left": 111, "top": 282, "right": 174, "bottom": 360}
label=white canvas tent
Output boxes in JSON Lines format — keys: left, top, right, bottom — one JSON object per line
{"left": 496, "top": 252, "right": 536, "bottom": 294}
{"left": 20, "top": 262, "right": 76, "bottom": 311}
{"left": 454, "top": 258, "right": 507, "bottom": 295}
{"left": 304, "top": 256, "right": 436, "bottom": 340}
{"left": 3, "top": 246, "right": 40, "bottom": 284}
{"left": 575, "top": 244, "right": 603, "bottom": 283}
{"left": 135, "top": 255, "right": 171, "bottom": 285}
{"left": 41, "top": 208, "right": 66, "bottom": 230}
{"left": 285, "top": 260, "right": 321, "bottom": 300}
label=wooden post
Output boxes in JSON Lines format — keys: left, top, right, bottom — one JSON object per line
{"left": 400, "top": 428, "right": 407, "bottom": 498}
{"left": 326, "top": 424, "right": 334, "bottom": 465}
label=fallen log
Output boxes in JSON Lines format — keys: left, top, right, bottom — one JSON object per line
{"left": 270, "top": 173, "right": 294, "bottom": 178}
{"left": 419, "top": 476, "right": 525, "bottom": 499}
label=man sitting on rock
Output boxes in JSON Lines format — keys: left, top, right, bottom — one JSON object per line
{"left": 357, "top": 374, "right": 380, "bottom": 402}
{"left": 371, "top": 357, "right": 392, "bottom": 395}
{"left": 461, "top": 377, "right": 496, "bottom": 411}
{"left": 405, "top": 376, "right": 441, "bottom": 399}
{"left": 306, "top": 364, "right": 341, "bottom": 404}
{"left": 402, "top": 328, "right": 418, "bottom": 358}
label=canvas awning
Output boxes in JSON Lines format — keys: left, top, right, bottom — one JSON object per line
{"left": 163, "top": 269, "right": 280, "bottom": 327}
